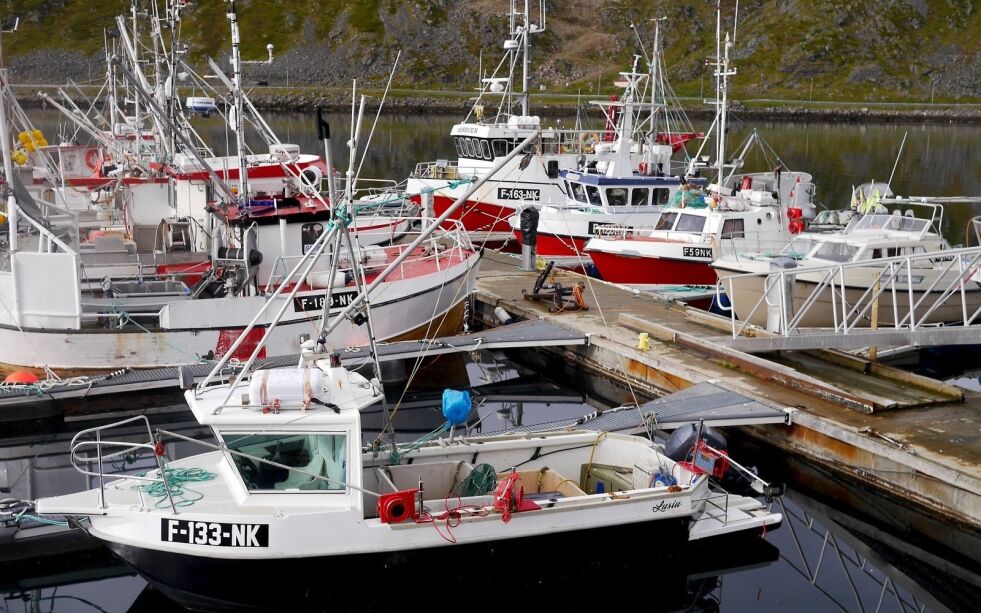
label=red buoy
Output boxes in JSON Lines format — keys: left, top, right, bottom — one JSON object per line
{"left": 4, "top": 370, "right": 38, "bottom": 384}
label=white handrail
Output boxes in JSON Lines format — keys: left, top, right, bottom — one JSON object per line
{"left": 724, "top": 244, "right": 981, "bottom": 338}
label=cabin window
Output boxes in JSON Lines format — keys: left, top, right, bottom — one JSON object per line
{"left": 654, "top": 212, "right": 678, "bottom": 231}
{"left": 585, "top": 185, "right": 602, "bottom": 205}
{"left": 721, "top": 219, "right": 745, "bottom": 239}
{"left": 480, "top": 140, "right": 492, "bottom": 160}
{"left": 675, "top": 214, "right": 706, "bottom": 233}
{"left": 653, "top": 188, "right": 671, "bottom": 205}
{"left": 301, "top": 223, "right": 325, "bottom": 255}
{"left": 492, "top": 139, "right": 509, "bottom": 157}
{"left": 630, "top": 188, "right": 649, "bottom": 207}
{"left": 571, "top": 182, "right": 588, "bottom": 203}
{"left": 454, "top": 137, "right": 465, "bottom": 157}
{"left": 223, "top": 433, "right": 348, "bottom": 492}
{"left": 606, "top": 188, "right": 628, "bottom": 207}
{"left": 815, "top": 242, "right": 859, "bottom": 262}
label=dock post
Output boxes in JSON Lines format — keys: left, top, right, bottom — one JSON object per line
{"left": 420, "top": 191, "right": 434, "bottom": 219}
{"left": 519, "top": 206, "right": 539, "bottom": 271}
{"left": 766, "top": 257, "right": 797, "bottom": 333}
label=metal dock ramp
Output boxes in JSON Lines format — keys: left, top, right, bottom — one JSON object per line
{"left": 481, "top": 381, "right": 791, "bottom": 436}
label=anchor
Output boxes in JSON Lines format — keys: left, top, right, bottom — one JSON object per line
{"left": 521, "top": 261, "right": 589, "bottom": 313}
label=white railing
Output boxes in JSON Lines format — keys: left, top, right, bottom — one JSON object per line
{"left": 262, "top": 218, "right": 473, "bottom": 293}
{"left": 720, "top": 245, "right": 981, "bottom": 338}
{"left": 68, "top": 417, "right": 353, "bottom": 515}
{"left": 70, "top": 415, "right": 177, "bottom": 513}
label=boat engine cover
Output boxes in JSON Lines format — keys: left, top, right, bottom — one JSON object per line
{"left": 664, "top": 423, "right": 726, "bottom": 462}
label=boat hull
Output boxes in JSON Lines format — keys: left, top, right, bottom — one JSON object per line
{"left": 0, "top": 256, "right": 478, "bottom": 372}
{"left": 588, "top": 242, "right": 717, "bottom": 286}
{"left": 106, "top": 517, "right": 695, "bottom": 611}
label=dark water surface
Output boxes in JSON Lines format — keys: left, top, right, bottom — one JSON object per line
{"left": 28, "top": 108, "right": 981, "bottom": 240}
{"left": 1, "top": 357, "right": 977, "bottom": 612}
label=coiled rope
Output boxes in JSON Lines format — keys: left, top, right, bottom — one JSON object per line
{"left": 133, "top": 465, "right": 215, "bottom": 508}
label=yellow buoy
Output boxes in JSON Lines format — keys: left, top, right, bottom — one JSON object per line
{"left": 637, "top": 332, "right": 651, "bottom": 351}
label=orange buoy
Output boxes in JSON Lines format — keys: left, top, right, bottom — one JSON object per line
{"left": 4, "top": 370, "right": 39, "bottom": 384}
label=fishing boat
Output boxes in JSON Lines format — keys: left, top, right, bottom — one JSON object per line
{"left": 405, "top": 1, "right": 682, "bottom": 245}
{"left": 585, "top": 162, "right": 813, "bottom": 288}
{"left": 0, "top": 3, "right": 447, "bottom": 375}
{"left": 713, "top": 202, "right": 981, "bottom": 328}
{"left": 581, "top": 9, "right": 816, "bottom": 291}
{"left": 34, "top": 340, "right": 782, "bottom": 610}
{"left": 506, "top": 22, "right": 703, "bottom": 266}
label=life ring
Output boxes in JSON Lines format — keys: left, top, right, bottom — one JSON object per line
{"left": 578, "top": 132, "right": 599, "bottom": 154}
{"left": 85, "top": 149, "right": 101, "bottom": 171}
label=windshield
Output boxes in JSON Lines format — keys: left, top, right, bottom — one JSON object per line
{"left": 675, "top": 213, "right": 706, "bottom": 233}
{"left": 850, "top": 214, "right": 930, "bottom": 234}
{"left": 813, "top": 242, "right": 859, "bottom": 262}
{"left": 223, "top": 432, "right": 347, "bottom": 492}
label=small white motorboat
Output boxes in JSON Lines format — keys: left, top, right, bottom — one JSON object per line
{"left": 34, "top": 345, "right": 782, "bottom": 610}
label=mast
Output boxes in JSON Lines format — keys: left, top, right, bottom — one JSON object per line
{"left": 713, "top": 4, "right": 737, "bottom": 186}
{"left": 520, "top": 0, "right": 529, "bottom": 117}
{"left": 226, "top": 0, "right": 249, "bottom": 206}
{"left": 130, "top": 0, "right": 144, "bottom": 161}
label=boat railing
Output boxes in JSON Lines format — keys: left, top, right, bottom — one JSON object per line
{"left": 691, "top": 490, "right": 732, "bottom": 526}
{"left": 69, "top": 415, "right": 180, "bottom": 514}
{"left": 67, "top": 417, "right": 352, "bottom": 516}
{"left": 263, "top": 219, "right": 472, "bottom": 293}
{"left": 591, "top": 224, "right": 716, "bottom": 245}
{"left": 720, "top": 244, "right": 981, "bottom": 339}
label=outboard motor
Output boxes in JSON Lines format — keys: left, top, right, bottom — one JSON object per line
{"left": 665, "top": 423, "right": 726, "bottom": 462}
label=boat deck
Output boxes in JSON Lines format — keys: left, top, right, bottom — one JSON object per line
{"left": 473, "top": 250, "right": 981, "bottom": 529}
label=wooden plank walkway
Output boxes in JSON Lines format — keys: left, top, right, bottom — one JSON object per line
{"left": 473, "top": 251, "right": 981, "bottom": 533}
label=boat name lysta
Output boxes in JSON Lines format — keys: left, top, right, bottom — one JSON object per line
{"left": 652, "top": 499, "right": 683, "bottom": 513}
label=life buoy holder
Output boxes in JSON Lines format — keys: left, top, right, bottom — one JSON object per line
{"left": 493, "top": 472, "right": 524, "bottom": 523}
{"left": 378, "top": 489, "right": 418, "bottom": 524}
{"left": 85, "top": 149, "right": 101, "bottom": 171}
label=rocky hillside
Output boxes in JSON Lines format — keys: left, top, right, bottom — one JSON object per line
{"left": 2, "top": 0, "right": 979, "bottom": 103}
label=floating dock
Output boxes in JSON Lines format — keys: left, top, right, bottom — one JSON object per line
{"left": 473, "top": 251, "right": 981, "bottom": 542}
{"left": 0, "top": 321, "right": 587, "bottom": 423}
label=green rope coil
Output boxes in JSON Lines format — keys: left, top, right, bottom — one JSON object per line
{"left": 458, "top": 463, "right": 497, "bottom": 497}
{"left": 133, "top": 465, "right": 215, "bottom": 509}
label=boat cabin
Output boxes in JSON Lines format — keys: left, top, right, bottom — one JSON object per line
{"left": 560, "top": 169, "right": 688, "bottom": 210}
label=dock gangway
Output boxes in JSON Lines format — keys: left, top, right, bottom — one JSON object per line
{"left": 718, "top": 244, "right": 981, "bottom": 352}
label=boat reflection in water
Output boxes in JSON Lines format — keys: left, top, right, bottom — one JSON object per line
{"left": 4, "top": 533, "right": 779, "bottom": 612}
{"left": 9, "top": 484, "right": 977, "bottom": 613}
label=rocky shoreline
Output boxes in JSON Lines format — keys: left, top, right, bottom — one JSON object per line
{"left": 14, "top": 87, "right": 980, "bottom": 125}
{"left": 188, "top": 92, "right": 981, "bottom": 125}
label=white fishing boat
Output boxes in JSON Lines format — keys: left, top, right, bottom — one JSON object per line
{"left": 34, "top": 340, "right": 782, "bottom": 610}
{"left": 506, "top": 23, "right": 702, "bottom": 266}
{"left": 406, "top": 1, "right": 673, "bottom": 245}
{"left": 581, "top": 9, "right": 816, "bottom": 291}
